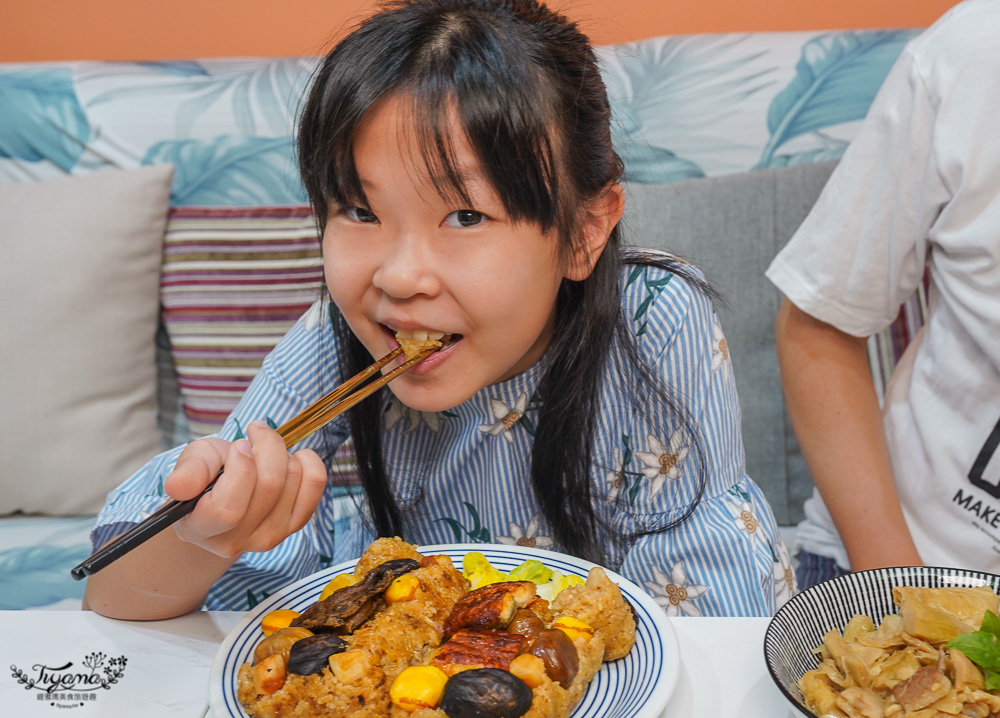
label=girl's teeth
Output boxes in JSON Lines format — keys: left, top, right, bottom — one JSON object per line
{"left": 394, "top": 328, "right": 449, "bottom": 360}
{"left": 394, "top": 329, "right": 444, "bottom": 340}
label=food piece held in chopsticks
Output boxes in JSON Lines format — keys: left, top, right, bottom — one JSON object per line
{"left": 394, "top": 329, "right": 452, "bottom": 360}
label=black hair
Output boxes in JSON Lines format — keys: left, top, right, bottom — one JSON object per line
{"left": 298, "top": 0, "right": 708, "bottom": 565}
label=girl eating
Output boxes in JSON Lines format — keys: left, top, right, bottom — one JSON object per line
{"left": 85, "top": 0, "right": 791, "bottom": 620}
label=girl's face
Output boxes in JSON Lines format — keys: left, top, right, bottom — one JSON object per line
{"left": 323, "top": 95, "right": 575, "bottom": 412}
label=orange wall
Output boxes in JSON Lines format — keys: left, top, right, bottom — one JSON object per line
{"left": 5, "top": 0, "right": 962, "bottom": 63}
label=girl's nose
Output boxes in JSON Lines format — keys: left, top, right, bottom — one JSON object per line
{"left": 372, "top": 230, "right": 441, "bottom": 299}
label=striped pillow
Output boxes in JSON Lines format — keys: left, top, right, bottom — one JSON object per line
{"left": 161, "top": 206, "right": 325, "bottom": 437}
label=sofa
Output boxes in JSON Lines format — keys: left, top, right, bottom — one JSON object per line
{"left": 0, "top": 26, "right": 925, "bottom": 609}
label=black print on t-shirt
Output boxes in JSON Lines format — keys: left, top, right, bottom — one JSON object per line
{"left": 968, "top": 415, "right": 1000, "bottom": 498}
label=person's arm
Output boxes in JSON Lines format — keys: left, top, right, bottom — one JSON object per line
{"left": 774, "top": 298, "right": 922, "bottom": 570}
{"left": 82, "top": 519, "right": 237, "bottom": 620}
{"left": 84, "top": 421, "right": 328, "bottom": 620}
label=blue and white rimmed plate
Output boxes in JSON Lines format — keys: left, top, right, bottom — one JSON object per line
{"left": 764, "top": 565, "right": 1000, "bottom": 717}
{"left": 210, "top": 543, "right": 679, "bottom": 718}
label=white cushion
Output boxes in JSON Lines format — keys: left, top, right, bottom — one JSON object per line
{"left": 0, "top": 165, "right": 174, "bottom": 515}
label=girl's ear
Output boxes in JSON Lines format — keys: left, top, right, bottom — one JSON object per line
{"left": 566, "top": 182, "right": 625, "bottom": 281}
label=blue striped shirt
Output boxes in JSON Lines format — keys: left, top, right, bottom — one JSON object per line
{"left": 94, "top": 263, "right": 794, "bottom": 616}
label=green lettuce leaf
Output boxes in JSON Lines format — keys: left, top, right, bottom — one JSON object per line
{"left": 507, "top": 560, "right": 553, "bottom": 584}
{"left": 947, "top": 610, "right": 1000, "bottom": 673}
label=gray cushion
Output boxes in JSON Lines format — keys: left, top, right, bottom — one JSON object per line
{"left": 620, "top": 160, "right": 838, "bottom": 524}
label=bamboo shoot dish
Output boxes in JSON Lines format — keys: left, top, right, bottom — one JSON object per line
{"left": 799, "top": 585, "right": 1000, "bottom": 718}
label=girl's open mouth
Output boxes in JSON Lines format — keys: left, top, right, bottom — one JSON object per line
{"left": 390, "top": 327, "right": 461, "bottom": 361}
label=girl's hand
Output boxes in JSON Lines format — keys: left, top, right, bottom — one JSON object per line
{"left": 163, "top": 420, "right": 328, "bottom": 558}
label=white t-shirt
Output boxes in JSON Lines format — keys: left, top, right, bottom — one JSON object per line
{"left": 766, "top": 0, "right": 1000, "bottom": 572}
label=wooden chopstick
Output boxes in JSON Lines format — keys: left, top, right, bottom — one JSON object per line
{"left": 70, "top": 345, "right": 436, "bottom": 580}
{"left": 275, "top": 345, "right": 403, "bottom": 447}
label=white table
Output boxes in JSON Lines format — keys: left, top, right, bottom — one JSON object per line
{"left": 0, "top": 612, "right": 795, "bottom": 717}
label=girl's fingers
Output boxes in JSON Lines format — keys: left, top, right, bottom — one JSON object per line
{"left": 180, "top": 438, "right": 257, "bottom": 540}
{"left": 162, "top": 438, "right": 228, "bottom": 500}
{"left": 205, "top": 421, "right": 283, "bottom": 527}
{"left": 173, "top": 422, "right": 327, "bottom": 556}
{"left": 175, "top": 437, "right": 270, "bottom": 555}
{"left": 287, "top": 449, "right": 328, "bottom": 533}
{"left": 238, "top": 421, "right": 294, "bottom": 527}
{"left": 243, "top": 450, "right": 325, "bottom": 552}
{"left": 249, "top": 449, "right": 304, "bottom": 549}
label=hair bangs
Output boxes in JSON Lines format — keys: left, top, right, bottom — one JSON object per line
{"left": 300, "top": 0, "right": 571, "bottom": 236}
{"left": 393, "top": 71, "right": 562, "bottom": 233}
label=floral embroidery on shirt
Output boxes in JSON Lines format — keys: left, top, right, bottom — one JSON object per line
{"left": 626, "top": 265, "right": 673, "bottom": 337}
{"left": 644, "top": 562, "right": 710, "bottom": 617}
{"left": 479, "top": 393, "right": 529, "bottom": 444}
{"left": 603, "top": 447, "right": 625, "bottom": 503}
{"left": 245, "top": 588, "right": 271, "bottom": 611}
{"left": 732, "top": 501, "right": 762, "bottom": 539}
{"left": 386, "top": 397, "right": 442, "bottom": 434}
{"left": 711, "top": 315, "right": 730, "bottom": 372}
{"left": 497, "top": 514, "right": 554, "bottom": 548}
{"left": 636, "top": 431, "right": 690, "bottom": 498}
{"left": 152, "top": 468, "right": 169, "bottom": 498}
{"left": 433, "top": 502, "right": 491, "bottom": 543}
{"left": 773, "top": 537, "right": 796, "bottom": 608}
{"left": 726, "top": 487, "right": 790, "bottom": 604}
{"left": 601, "top": 436, "right": 661, "bottom": 505}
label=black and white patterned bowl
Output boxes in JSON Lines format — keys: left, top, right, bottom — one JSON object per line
{"left": 763, "top": 566, "right": 1000, "bottom": 717}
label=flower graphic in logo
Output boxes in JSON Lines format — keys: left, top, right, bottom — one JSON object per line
{"left": 497, "top": 514, "right": 554, "bottom": 548}
{"left": 635, "top": 431, "right": 689, "bottom": 498}
{"left": 479, "top": 393, "right": 529, "bottom": 444}
{"left": 10, "top": 650, "right": 128, "bottom": 707}
{"left": 644, "top": 562, "right": 709, "bottom": 617}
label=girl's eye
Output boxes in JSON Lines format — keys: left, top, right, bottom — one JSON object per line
{"left": 345, "top": 206, "right": 379, "bottom": 224}
{"left": 443, "top": 209, "right": 487, "bottom": 228}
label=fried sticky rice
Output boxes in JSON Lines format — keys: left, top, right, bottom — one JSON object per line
{"left": 237, "top": 539, "right": 637, "bottom": 718}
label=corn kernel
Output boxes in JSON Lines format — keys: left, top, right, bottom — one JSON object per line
{"left": 385, "top": 574, "right": 421, "bottom": 603}
{"left": 319, "top": 573, "right": 359, "bottom": 601}
{"left": 261, "top": 608, "right": 300, "bottom": 636}
{"left": 389, "top": 665, "right": 449, "bottom": 711}
{"left": 551, "top": 616, "right": 595, "bottom": 641}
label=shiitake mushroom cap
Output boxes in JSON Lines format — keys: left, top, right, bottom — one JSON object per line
{"left": 286, "top": 633, "right": 349, "bottom": 675}
{"left": 439, "top": 667, "right": 533, "bottom": 718}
